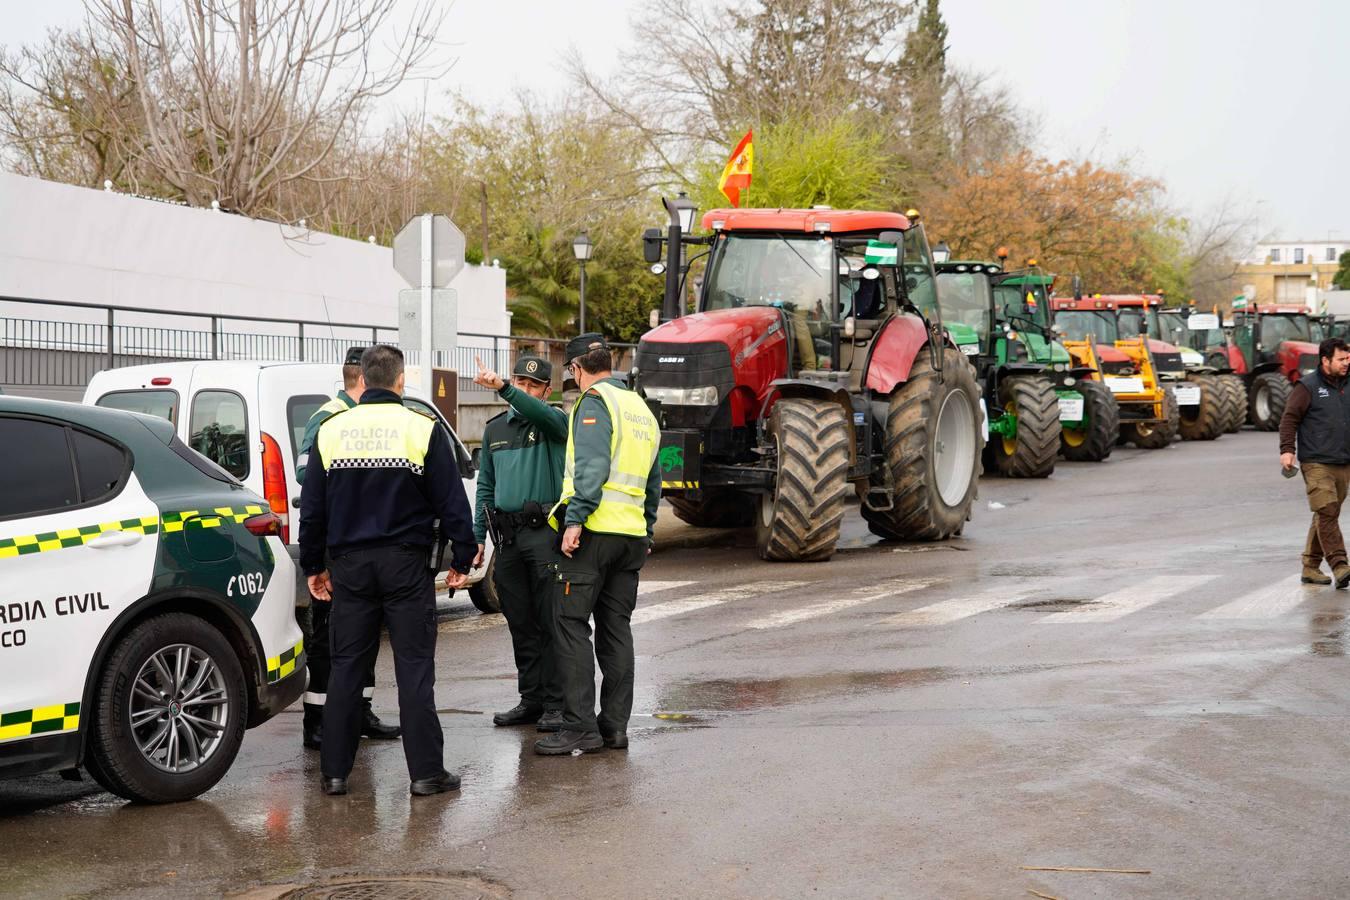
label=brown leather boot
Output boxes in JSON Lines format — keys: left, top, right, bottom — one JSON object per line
{"left": 1303, "top": 566, "right": 1332, "bottom": 585}
{"left": 1334, "top": 563, "right": 1350, "bottom": 590}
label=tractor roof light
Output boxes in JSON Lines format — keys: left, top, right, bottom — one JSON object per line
{"left": 996, "top": 246, "right": 1010, "bottom": 261}
{"left": 813, "top": 221, "right": 832, "bottom": 233}
{"left": 711, "top": 219, "right": 726, "bottom": 231}
{"left": 905, "top": 208, "right": 921, "bottom": 221}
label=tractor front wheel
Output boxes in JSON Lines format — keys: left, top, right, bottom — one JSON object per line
{"left": 985, "top": 376, "right": 1060, "bottom": 478}
{"left": 1178, "top": 374, "right": 1224, "bottom": 441}
{"left": 862, "top": 348, "right": 983, "bottom": 541}
{"left": 1249, "top": 372, "right": 1291, "bottom": 431}
{"left": 755, "top": 398, "right": 851, "bottom": 561}
{"left": 1125, "top": 387, "right": 1179, "bottom": 449}
{"left": 1220, "top": 375, "right": 1247, "bottom": 433}
{"left": 1060, "top": 380, "right": 1118, "bottom": 462}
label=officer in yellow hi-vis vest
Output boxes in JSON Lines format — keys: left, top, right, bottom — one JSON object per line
{"left": 299, "top": 345, "right": 476, "bottom": 797}
{"left": 535, "top": 334, "right": 661, "bottom": 756}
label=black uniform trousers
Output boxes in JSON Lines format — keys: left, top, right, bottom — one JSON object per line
{"left": 553, "top": 531, "right": 649, "bottom": 734}
{"left": 321, "top": 545, "right": 443, "bottom": 781}
{"left": 303, "top": 598, "right": 377, "bottom": 720}
{"left": 495, "top": 525, "right": 565, "bottom": 711}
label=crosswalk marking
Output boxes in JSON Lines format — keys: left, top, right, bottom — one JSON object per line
{"left": 631, "top": 580, "right": 809, "bottom": 625}
{"left": 638, "top": 580, "right": 697, "bottom": 597}
{"left": 1039, "top": 574, "right": 1216, "bottom": 623}
{"left": 1199, "top": 575, "right": 1309, "bottom": 620}
{"left": 876, "top": 584, "right": 1041, "bottom": 627}
{"left": 747, "top": 578, "right": 938, "bottom": 630}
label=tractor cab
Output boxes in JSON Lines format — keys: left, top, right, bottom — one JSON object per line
{"left": 1231, "top": 305, "right": 1318, "bottom": 378}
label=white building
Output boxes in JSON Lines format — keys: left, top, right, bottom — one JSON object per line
{"left": 1244, "top": 239, "right": 1350, "bottom": 266}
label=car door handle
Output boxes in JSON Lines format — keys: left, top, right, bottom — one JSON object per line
{"left": 86, "top": 531, "right": 143, "bottom": 550}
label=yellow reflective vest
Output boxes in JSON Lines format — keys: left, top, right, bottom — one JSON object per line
{"left": 552, "top": 381, "right": 659, "bottom": 537}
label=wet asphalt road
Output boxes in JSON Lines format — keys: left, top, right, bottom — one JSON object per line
{"left": 4, "top": 430, "right": 1350, "bottom": 899}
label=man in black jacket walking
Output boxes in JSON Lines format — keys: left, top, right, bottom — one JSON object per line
{"left": 1280, "top": 337, "right": 1350, "bottom": 587}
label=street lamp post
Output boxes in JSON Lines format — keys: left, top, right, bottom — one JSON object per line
{"left": 572, "top": 231, "right": 594, "bottom": 333}
{"left": 932, "top": 242, "right": 951, "bottom": 264}
{"left": 661, "top": 192, "right": 697, "bottom": 322}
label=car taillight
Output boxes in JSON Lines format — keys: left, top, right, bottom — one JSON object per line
{"left": 243, "top": 511, "right": 283, "bottom": 537}
{"left": 260, "top": 432, "right": 290, "bottom": 543}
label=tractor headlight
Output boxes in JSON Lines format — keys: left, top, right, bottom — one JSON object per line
{"left": 643, "top": 385, "right": 720, "bottom": 406}
{"left": 1064, "top": 376, "right": 1076, "bottom": 386}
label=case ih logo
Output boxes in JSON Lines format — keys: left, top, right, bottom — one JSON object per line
{"left": 658, "top": 357, "right": 685, "bottom": 363}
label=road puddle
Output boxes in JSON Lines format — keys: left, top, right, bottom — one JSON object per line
{"left": 1308, "top": 611, "right": 1345, "bottom": 657}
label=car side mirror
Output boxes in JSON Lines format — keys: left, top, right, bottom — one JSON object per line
{"left": 643, "top": 228, "right": 663, "bottom": 264}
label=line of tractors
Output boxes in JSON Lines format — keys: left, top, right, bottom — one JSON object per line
{"left": 626, "top": 205, "right": 1319, "bottom": 563}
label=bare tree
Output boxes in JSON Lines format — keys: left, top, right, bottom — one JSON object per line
{"left": 81, "top": 0, "right": 448, "bottom": 216}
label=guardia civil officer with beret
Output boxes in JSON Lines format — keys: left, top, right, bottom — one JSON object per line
{"left": 294, "top": 346, "right": 399, "bottom": 751}
{"left": 536, "top": 333, "right": 661, "bottom": 756}
{"left": 471, "top": 353, "right": 568, "bottom": 732}
{"left": 300, "top": 345, "right": 477, "bottom": 797}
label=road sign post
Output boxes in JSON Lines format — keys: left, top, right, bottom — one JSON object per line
{"left": 394, "top": 214, "right": 466, "bottom": 397}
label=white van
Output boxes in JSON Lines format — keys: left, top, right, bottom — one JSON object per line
{"left": 82, "top": 362, "right": 498, "bottom": 612}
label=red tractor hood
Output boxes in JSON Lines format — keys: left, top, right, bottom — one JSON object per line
{"left": 1283, "top": 340, "right": 1319, "bottom": 356}
{"left": 643, "top": 307, "right": 783, "bottom": 347}
{"left": 1095, "top": 344, "right": 1130, "bottom": 363}
{"left": 1147, "top": 339, "right": 1181, "bottom": 353}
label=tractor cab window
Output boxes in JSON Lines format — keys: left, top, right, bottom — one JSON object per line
{"left": 1117, "top": 309, "right": 1147, "bottom": 339}
{"left": 992, "top": 283, "right": 1046, "bottom": 331}
{"left": 840, "top": 255, "right": 887, "bottom": 320}
{"left": 1054, "top": 310, "right": 1117, "bottom": 344}
{"left": 703, "top": 234, "right": 834, "bottom": 314}
{"left": 937, "top": 272, "right": 991, "bottom": 342}
{"left": 900, "top": 226, "right": 939, "bottom": 321}
{"left": 1259, "top": 314, "right": 1311, "bottom": 347}
{"left": 1158, "top": 312, "right": 1187, "bottom": 344}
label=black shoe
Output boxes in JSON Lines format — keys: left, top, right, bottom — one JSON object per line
{"left": 410, "top": 770, "right": 461, "bottom": 796}
{"left": 534, "top": 730, "right": 605, "bottom": 755}
{"left": 601, "top": 730, "right": 628, "bottom": 750}
{"left": 321, "top": 776, "right": 348, "bottom": 796}
{"left": 361, "top": 707, "right": 401, "bottom": 740}
{"left": 303, "top": 723, "right": 323, "bottom": 750}
{"left": 536, "top": 710, "right": 565, "bottom": 732}
{"left": 493, "top": 702, "right": 544, "bottom": 727}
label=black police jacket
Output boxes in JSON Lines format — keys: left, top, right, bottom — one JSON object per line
{"left": 298, "top": 389, "right": 476, "bottom": 575}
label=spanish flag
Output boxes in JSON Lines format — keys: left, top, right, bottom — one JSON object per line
{"left": 717, "top": 130, "right": 753, "bottom": 207}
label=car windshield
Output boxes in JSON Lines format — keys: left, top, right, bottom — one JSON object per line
{"left": 1260, "top": 313, "right": 1311, "bottom": 345}
{"left": 937, "top": 272, "right": 991, "bottom": 340}
{"left": 1055, "top": 310, "right": 1118, "bottom": 344}
{"left": 703, "top": 234, "right": 834, "bottom": 315}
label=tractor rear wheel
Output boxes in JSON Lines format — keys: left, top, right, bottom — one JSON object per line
{"left": 1060, "top": 380, "right": 1118, "bottom": 462}
{"left": 985, "top": 376, "right": 1060, "bottom": 478}
{"left": 1221, "top": 375, "right": 1247, "bottom": 433}
{"left": 1250, "top": 372, "right": 1291, "bottom": 431}
{"left": 670, "top": 490, "right": 754, "bottom": 528}
{"left": 1125, "top": 387, "right": 1179, "bottom": 449}
{"left": 862, "top": 348, "right": 982, "bottom": 541}
{"left": 755, "top": 398, "right": 851, "bottom": 561}
{"left": 1178, "top": 374, "right": 1224, "bottom": 441}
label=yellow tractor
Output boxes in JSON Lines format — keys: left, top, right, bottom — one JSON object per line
{"left": 1050, "top": 294, "right": 1178, "bottom": 449}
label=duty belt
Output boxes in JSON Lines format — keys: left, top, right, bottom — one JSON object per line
{"left": 486, "top": 501, "right": 548, "bottom": 547}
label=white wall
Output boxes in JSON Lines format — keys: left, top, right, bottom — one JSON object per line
{"left": 0, "top": 172, "right": 507, "bottom": 341}
{"left": 1248, "top": 240, "right": 1349, "bottom": 265}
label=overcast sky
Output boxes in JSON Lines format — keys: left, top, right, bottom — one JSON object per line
{"left": 7, "top": 0, "right": 1344, "bottom": 239}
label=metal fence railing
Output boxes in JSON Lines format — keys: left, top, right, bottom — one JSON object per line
{"left": 0, "top": 296, "right": 635, "bottom": 396}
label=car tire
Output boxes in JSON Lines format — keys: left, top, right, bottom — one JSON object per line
{"left": 86, "top": 613, "right": 248, "bottom": 804}
{"left": 469, "top": 552, "right": 501, "bottom": 614}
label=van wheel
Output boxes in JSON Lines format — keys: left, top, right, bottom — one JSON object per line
{"left": 469, "top": 552, "right": 501, "bottom": 613}
{"left": 86, "top": 613, "right": 247, "bottom": 803}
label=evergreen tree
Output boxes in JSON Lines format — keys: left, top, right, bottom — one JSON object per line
{"left": 901, "top": 0, "right": 950, "bottom": 170}
{"left": 1334, "top": 250, "right": 1350, "bottom": 291}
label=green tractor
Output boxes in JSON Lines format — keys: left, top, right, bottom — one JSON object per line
{"left": 938, "top": 260, "right": 1115, "bottom": 476}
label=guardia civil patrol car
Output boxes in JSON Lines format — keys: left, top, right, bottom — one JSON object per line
{"left": 0, "top": 396, "right": 303, "bottom": 803}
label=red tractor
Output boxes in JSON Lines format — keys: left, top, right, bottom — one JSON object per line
{"left": 1205, "top": 305, "right": 1320, "bottom": 430}
{"left": 635, "top": 207, "right": 983, "bottom": 562}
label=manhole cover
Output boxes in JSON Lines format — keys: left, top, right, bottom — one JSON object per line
{"left": 279, "top": 875, "right": 509, "bottom": 900}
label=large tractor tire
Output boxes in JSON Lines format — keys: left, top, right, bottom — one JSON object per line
{"left": 755, "top": 398, "right": 851, "bottom": 561}
{"left": 984, "top": 375, "right": 1060, "bottom": 478}
{"left": 1060, "top": 380, "right": 1119, "bottom": 462}
{"left": 670, "top": 489, "right": 755, "bottom": 528}
{"left": 1220, "top": 375, "right": 1247, "bottom": 433}
{"left": 1249, "top": 372, "right": 1292, "bottom": 431}
{"left": 1124, "top": 387, "right": 1179, "bottom": 449}
{"left": 862, "top": 348, "right": 982, "bottom": 541}
{"left": 1178, "top": 374, "right": 1224, "bottom": 441}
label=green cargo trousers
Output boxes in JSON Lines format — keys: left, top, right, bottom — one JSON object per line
{"left": 552, "top": 531, "right": 649, "bottom": 734}
{"left": 1302, "top": 462, "right": 1350, "bottom": 569}
{"left": 494, "top": 525, "right": 565, "bottom": 710}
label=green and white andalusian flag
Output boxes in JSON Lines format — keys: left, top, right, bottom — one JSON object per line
{"left": 864, "top": 240, "right": 898, "bottom": 265}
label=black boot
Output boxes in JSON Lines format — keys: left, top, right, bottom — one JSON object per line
{"left": 536, "top": 709, "right": 565, "bottom": 733}
{"left": 534, "top": 730, "right": 605, "bottom": 755}
{"left": 493, "top": 702, "right": 544, "bottom": 727}
{"left": 303, "top": 704, "right": 323, "bottom": 750}
{"left": 361, "top": 705, "right": 401, "bottom": 740}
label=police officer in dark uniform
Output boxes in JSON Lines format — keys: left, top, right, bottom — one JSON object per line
{"left": 536, "top": 334, "right": 661, "bottom": 756}
{"left": 299, "top": 345, "right": 476, "bottom": 796}
{"left": 295, "top": 346, "right": 399, "bottom": 750}
{"left": 471, "top": 353, "right": 568, "bottom": 732}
